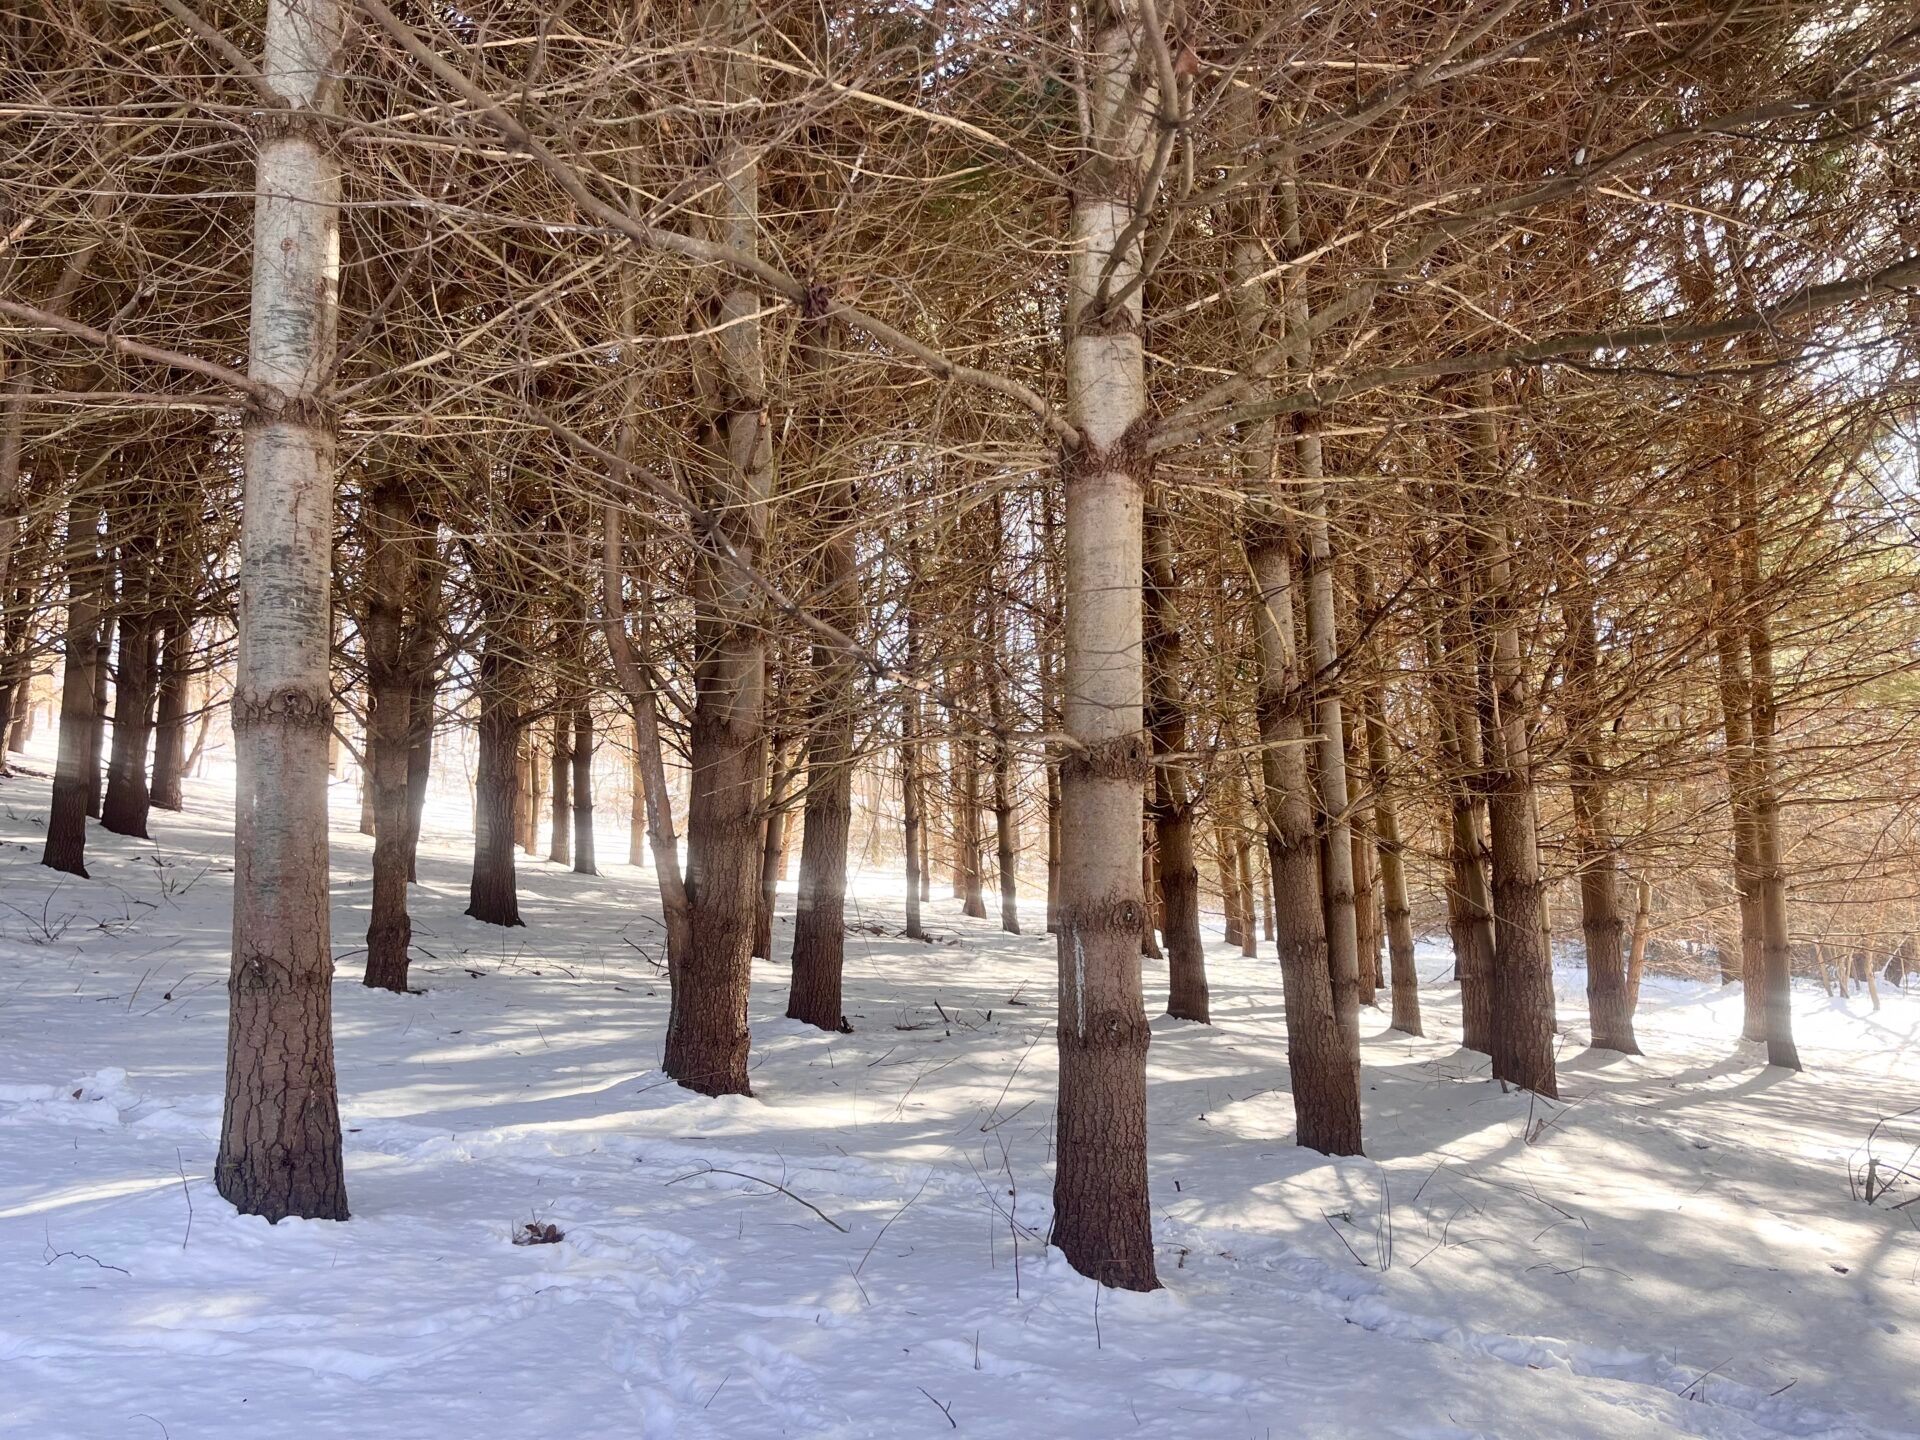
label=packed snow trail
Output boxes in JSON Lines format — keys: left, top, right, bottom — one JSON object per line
{"left": 2, "top": 764, "right": 1916, "bottom": 1439}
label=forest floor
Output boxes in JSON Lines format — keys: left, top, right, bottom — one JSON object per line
{"left": 1, "top": 761, "right": 1917, "bottom": 1440}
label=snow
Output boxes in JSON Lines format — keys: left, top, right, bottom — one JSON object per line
{"left": 2, "top": 754, "right": 1917, "bottom": 1440}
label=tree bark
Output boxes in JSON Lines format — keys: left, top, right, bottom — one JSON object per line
{"left": 788, "top": 307, "right": 860, "bottom": 1025}
{"left": 571, "top": 702, "right": 596, "bottom": 875}
{"left": 101, "top": 516, "right": 157, "bottom": 838}
{"left": 1563, "top": 582, "right": 1638, "bottom": 1053}
{"left": 548, "top": 707, "right": 572, "bottom": 866}
{"left": 217, "top": 0, "right": 349, "bottom": 1222}
{"left": 1050, "top": 0, "right": 1161, "bottom": 1293}
{"left": 664, "top": 0, "right": 772, "bottom": 1097}
{"left": 1465, "top": 382, "right": 1557, "bottom": 1097}
{"left": 1145, "top": 504, "right": 1207, "bottom": 1019}
{"left": 149, "top": 618, "right": 190, "bottom": 811}
{"left": 1232, "top": 113, "right": 1360, "bottom": 1153}
{"left": 1735, "top": 410, "right": 1800, "bottom": 1070}
{"left": 363, "top": 479, "right": 419, "bottom": 992}
{"left": 1361, "top": 672, "right": 1421, "bottom": 1036}
{"left": 467, "top": 606, "right": 525, "bottom": 928}
{"left": 602, "top": 503, "right": 693, "bottom": 973}
{"left": 86, "top": 616, "right": 108, "bottom": 818}
{"left": 404, "top": 673, "right": 433, "bottom": 884}
{"left": 44, "top": 496, "right": 99, "bottom": 877}
{"left": 755, "top": 739, "right": 795, "bottom": 961}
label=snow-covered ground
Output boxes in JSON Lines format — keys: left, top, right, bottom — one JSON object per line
{"left": 2, "top": 754, "right": 1916, "bottom": 1440}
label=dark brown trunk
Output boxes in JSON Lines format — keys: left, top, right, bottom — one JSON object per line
{"left": 363, "top": 482, "right": 419, "bottom": 992}
{"left": 1563, "top": 588, "right": 1638, "bottom": 1053}
{"left": 467, "top": 611, "right": 524, "bottom": 927}
{"left": 102, "top": 507, "right": 158, "bottom": 838}
{"left": 957, "top": 730, "right": 987, "bottom": 919}
{"left": 1466, "top": 388, "right": 1557, "bottom": 1098}
{"left": 1362, "top": 679, "right": 1421, "bottom": 1036}
{"left": 519, "top": 738, "right": 539, "bottom": 854}
{"left": 44, "top": 499, "right": 100, "bottom": 877}
{"left": 548, "top": 708, "right": 572, "bottom": 866}
{"left": 86, "top": 611, "right": 109, "bottom": 818}
{"left": 149, "top": 620, "right": 190, "bottom": 810}
{"left": 1737, "top": 430, "right": 1800, "bottom": 1070}
{"left": 549, "top": 710, "right": 568, "bottom": 867}
{"left": 788, "top": 359, "right": 860, "bottom": 1021}
{"left": 1145, "top": 503, "right": 1207, "bottom": 1020}
{"left": 755, "top": 741, "right": 794, "bottom": 961}
{"left": 789, "top": 723, "right": 855, "bottom": 1028}
{"left": 405, "top": 675, "right": 433, "bottom": 883}
{"left": 571, "top": 703, "right": 596, "bottom": 875}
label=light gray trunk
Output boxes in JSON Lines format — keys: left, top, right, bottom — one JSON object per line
{"left": 217, "top": 0, "right": 348, "bottom": 1221}
{"left": 1050, "top": 0, "right": 1160, "bottom": 1294}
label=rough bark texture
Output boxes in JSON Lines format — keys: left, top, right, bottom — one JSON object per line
{"left": 217, "top": 0, "right": 349, "bottom": 1222}
{"left": 901, "top": 580, "right": 927, "bottom": 942}
{"left": 755, "top": 743, "right": 793, "bottom": 962}
{"left": 467, "top": 610, "right": 525, "bottom": 928}
{"left": 101, "top": 516, "right": 157, "bottom": 839}
{"left": 602, "top": 504, "right": 694, "bottom": 973}
{"left": 788, "top": 319, "right": 859, "bottom": 1025}
{"left": 43, "top": 498, "right": 99, "bottom": 877}
{"left": 405, "top": 675, "right": 433, "bottom": 884}
{"left": 571, "top": 703, "right": 596, "bottom": 875}
{"left": 1735, "top": 426, "right": 1800, "bottom": 1071}
{"left": 149, "top": 619, "right": 190, "bottom": 811}
{"left": 549, "top": 708, "right": 572, "bottom": 866}
{"left": 1465, "top": 387, "right": 1557, "bottom": 1098}
{"left": 1361, "top": 671, "right": 1421, "bottom": 1036}
{"left": 1231, "top": 117, "right": 1361, "bottom": 1153}
{"left": 363, "top": 480, "right": 419, "bottom": 993}
{"left": 85, "top": 616, "right": 108, "bottom": 818}
{"left": 1563, "top": 588, "right": 1639, "bottom": 1054}
{"left": 992, "top": 726, "right": 1021, "bottom": 936}
{"left": 1293, "top": 413, "right": 1361, "bottom": 1049}
{"left": 1250, "top": 515, "right": 1363, "bottom": 1156}
{"left": 1050, "top": 0, "right": 1160, "bottom": 1293}
{"left": 663, "top": 0, "right": 771, "bottom": 1097}
{"left": 956, "top": 728, "right": 988, "bottom": 919}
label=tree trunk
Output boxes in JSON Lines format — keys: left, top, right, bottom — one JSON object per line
{"left": 755, "top": 740, "right": 795, "bottom": 961}
{"left": 548, "top": 708, "right": 571, "bottom": 866}
{"left": 217, "top": 0, "right": 349, "bottom": 1222}
{"left": 1049, "top": 0, "right": 1161, "bottom": 1293}
{"left": 903, "top": 695, "right": 925, "bottom": 942}
{"left": 571, "top": 702, "right": 596, "bottom": 875}
{"left": 149, "top": 618, "right": 190, "bottom": 810}
{"left": 1462, "top": 390, "right": 1558, "bottom": 1097}
{"left": 1294, "top": 413, "right": 1362, "bottom": 1049}
{"left": 601, "top": 503, "right": 693, "bottom": 974}
{"left": 1361, "top": 675, "right": 1421, "bottom": 1036}
{"left": 467, "top": 609, "right": 525, "bottom": 927}
{"left": 1736, "top": 419, "right": 1800, "bottom": 1070}
{"left": 405, "top": 673, "right": 434, "bottom": 883}
{"left": 991, "top": 717, "right": 1021, "bottom": 935}
{"left": 901, "top": 563, "right": 928, "bottom": 940}
{"left": 1465, "top": 386, "right": 1557, "bottom": 1098}
{"left": 1232, "top": 125, "right": 1361, "bottom": 1154}
{"left": 664, "top": 0, "right": 772, "bottom": 1098}
{"left": 1563, "top": 585, "right": 1638, "bottom": 1053}
{"left": 628, "top": 720, "right": 648, "bottom": 866}
{"left": 44, "top": 497, "right": 99, "bottom": 877}
{"left": 1626, "top": 874, "right": 1653, "bottom": 1013}
{"left": 956, "top": 728, "right": 988, "bottom": 919}
{"left": 102, "top": 520, "right": 159, "bottom": 838}
{"left": 363, "top": 480, "right": 418, "bottom": 993}
{"left": 86, "top": 617, "right": 108, "bottom": 818}
{"left": 1145, "top": 502, "right": 1207, "bottom": 1020}
{"left": 788, "top": 315, "right": 860, "bottom": 1024}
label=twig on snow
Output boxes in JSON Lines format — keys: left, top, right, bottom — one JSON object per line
{"left": 665, "top": 1163, "right": 850, "bottom": 1232}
